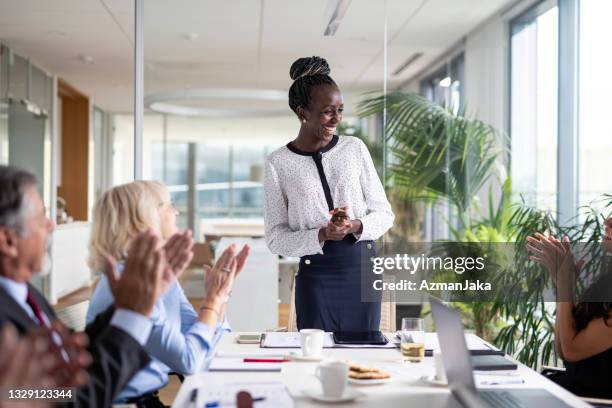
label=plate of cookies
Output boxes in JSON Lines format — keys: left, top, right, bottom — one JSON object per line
{"left": 346, "top": 361, "right": 392, "bottom": 385}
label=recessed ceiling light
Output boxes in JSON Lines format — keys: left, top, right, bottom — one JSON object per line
{"left": 77, "top": 54, "right": 94, "bottom": 64}
{"left": 145, "top": 88, "right": 287, "bottom": 117}
{"left": 439, "top": 76, "right": 452, "bottom": 87}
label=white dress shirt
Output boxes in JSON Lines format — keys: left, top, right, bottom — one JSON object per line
{"left": 264, "top": 135, "right": 394, "bottom": 258}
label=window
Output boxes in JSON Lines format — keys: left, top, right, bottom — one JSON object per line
{"left": 510, "top": 2, "right": 559, "bottom": 214}
{"left": 151, "top": 140, "right": 268, "bottom": 236}
{"left": 420, "top": 53, "right": 465, "bottom": 240}
{"left": 579, "top": 0, "right": 612, "bottom": 210}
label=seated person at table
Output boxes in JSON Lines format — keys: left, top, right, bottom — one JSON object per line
{"left": 0, "top": 165, "right": 169, "bottom": 407}
{"left": 527, "top": 217, "right": 612, "bottom": 399}
{"left": 86, "top": 180, "right": 250, "bottom": 408}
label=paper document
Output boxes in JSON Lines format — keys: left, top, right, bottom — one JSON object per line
{"left": 197, "top": 382, "right": 293, "bottom": 408}
{"left": 208, "top": 358, "right": 283, "bottom": 372}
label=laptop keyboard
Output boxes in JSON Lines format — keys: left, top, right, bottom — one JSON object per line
{"left": 480, "top": 391, "right": 526, "bottom": 408}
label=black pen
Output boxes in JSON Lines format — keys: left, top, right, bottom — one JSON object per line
{"left": 204, "top": 397, "right": 267, "bottom": 407}
{"left": 189, "top": 388, "right": 198, "bottom": 407}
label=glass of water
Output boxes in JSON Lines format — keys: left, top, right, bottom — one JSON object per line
{"left": 401, "top": 317, "right": 425, "bottom": 362}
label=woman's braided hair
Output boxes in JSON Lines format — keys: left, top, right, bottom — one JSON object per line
{"left": 288, "top": 56, "right": 337, "bottom": 115}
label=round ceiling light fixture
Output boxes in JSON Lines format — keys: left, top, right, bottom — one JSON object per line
{"left": 144, "top": 88, "right": 288, "bottom": 117}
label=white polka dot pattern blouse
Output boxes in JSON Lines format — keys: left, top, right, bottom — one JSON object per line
{"left": 264, "top": 135, "right": 395, "bottom": 258}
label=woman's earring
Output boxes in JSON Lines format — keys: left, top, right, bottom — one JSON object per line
{"left": 302, "top": 119, "right": 306, "bottom": 123}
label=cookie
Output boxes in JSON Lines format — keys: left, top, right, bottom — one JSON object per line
{"left": 349, "top": 370, "right": 390, "bottom": 380}
{"left": 346, "top": 361, "right": 377, "bottom": 372}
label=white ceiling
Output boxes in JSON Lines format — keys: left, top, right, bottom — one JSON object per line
{"left": 0, "top": 0, "right": 512, "bottom": 114}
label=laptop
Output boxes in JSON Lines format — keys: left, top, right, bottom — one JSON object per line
{"left": 429, "top": 297, "right": 573, "bottom": 408}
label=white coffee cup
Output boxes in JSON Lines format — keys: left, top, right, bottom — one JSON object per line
{"left": 315, "top": 361, "right": 348, "bottom": 398}
{"left": 433, "top": 350, "right": 447, "bottom": 383}
{"left": 299, "top": 329, "right": 324, "bottom": 357}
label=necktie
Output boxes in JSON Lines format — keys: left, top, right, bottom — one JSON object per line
{"left": 25, "top": 289, "right": 69, "bottom": 363}
{"left": 26, "top": 290, "right": 49, "bottom": 327}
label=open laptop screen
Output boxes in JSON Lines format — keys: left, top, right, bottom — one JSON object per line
{"left": 430, "top": 297, "right": 477, "bottom": 392}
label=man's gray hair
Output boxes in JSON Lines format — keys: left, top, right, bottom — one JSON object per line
{"left": 0, "top": 165, "right": 38, "bottom": 235}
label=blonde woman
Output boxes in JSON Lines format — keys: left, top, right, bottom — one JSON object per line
{"left": 86, "top": 181, "right": 250, "bottom": 408}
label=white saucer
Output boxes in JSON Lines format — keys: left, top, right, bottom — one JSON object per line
{"left": 302, "top": 388, "right": 364, "bottom": 403}
{"left": 420, "top": 375, "right": 447, "bottom": 387}
{"left": 286, "top": 352, "right": 325, "bottom": 362}
{"left": 348, "top": 376, "right": 391, "bottom": 385}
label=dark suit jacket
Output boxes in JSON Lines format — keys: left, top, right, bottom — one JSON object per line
{"left": 0, "top": 283, "right": 151, "bottom": 408}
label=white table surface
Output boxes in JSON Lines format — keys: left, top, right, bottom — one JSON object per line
{"left": 171, "top": 332, "right": 590, "bottom": 408}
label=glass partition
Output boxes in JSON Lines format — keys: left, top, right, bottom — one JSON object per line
{"left": 141, "top": 0, "right": 388, "bottom": 331}
{"left": 142, "top": 0, "right": 387, "bottom": 242}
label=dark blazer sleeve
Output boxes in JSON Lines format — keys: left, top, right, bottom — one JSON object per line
{"left": 83, "top": 305, "right": 116, "bottom": 341}
{"left": 62, "top": 306, "right": 151, "bottom": 408}
{"left": 67, "top": 325, "right": 151, "bottom": 408}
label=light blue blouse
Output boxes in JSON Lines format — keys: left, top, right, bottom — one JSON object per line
{"left": 86, "top": 269, "right": 230, "bottom": 402}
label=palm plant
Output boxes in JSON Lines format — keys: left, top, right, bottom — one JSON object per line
{"left": 358, "top": 91, "right": 507, "bottom": 230}
{"left": 357, "top": 91, "right": 509, "bottom": 339}
{"left": 356, "top": 90, "right": 612, "bottom": 370}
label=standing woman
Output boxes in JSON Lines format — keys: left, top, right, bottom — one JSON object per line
{"left": 264, "top": 56, "right": 394, "bottom": 332}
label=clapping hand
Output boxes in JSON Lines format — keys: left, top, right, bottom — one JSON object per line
{"left": 45, "top": 321, "right": 91, "bottom": 388}
{"left": 0, "top": 323, "right": 91, "bottom": 408}
{"left": 526, "top": 233, "right": 581, "bottom": 299}
{"left": 164, "top": 230, "right": 194, "bottom": 280}
{"left": 0, "top": 324, "right": 54, "bottom": 408}
{"left": 199, "top": 243, "right": 250, "bottom": 325}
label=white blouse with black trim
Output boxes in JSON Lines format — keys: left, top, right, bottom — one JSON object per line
{"left": 263, "top": 135, "right": 395, "bottom": 258}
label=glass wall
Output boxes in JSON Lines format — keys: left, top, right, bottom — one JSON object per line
{"left": 510, "top": 2, "right": 559, "bottom": 214}
{"left": 0, "top": 44, "right": 54, "bottom": 212}
{"left": 0, "top": 44, "right": 54, "bottom": 293}
{"left": 579, "top": 0, "right": 612, "bottom": 210}
{"left": 141, "top": 1, "right": 388, "bottom": 241}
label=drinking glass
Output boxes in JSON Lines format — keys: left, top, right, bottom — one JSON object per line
{"left": 401, "top": 317, "right": 425, "bottom": 362}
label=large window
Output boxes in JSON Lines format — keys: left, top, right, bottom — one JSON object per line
{"left": 510, "top": 2, "right": 559, "bottom": 214}
{"left": 419, "top": 53, "right": 464, "bottom": 240}
{"left": 112, "top": 113, "right": 294, "bottom": 238}
{"left": 579, "top": 0, "right": 612, "bottom": 210}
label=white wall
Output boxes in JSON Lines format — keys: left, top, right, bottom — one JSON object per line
{"left": 464, "top": 11, "right": 510, "bottom": 208}
{"left": 463, "top": 16, "right": 507, "bottom": 134}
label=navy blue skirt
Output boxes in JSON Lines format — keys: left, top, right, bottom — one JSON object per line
{"left": 295, "top": 236, "right": 381, "bottom": 332}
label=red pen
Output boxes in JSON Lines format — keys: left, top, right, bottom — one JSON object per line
{"left": 243, "top": 358, "right": 289, "bottom": 363}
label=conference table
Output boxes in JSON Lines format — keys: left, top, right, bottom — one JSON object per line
{"left": 171, "top": 332, "right": 590, "bottom": 408}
